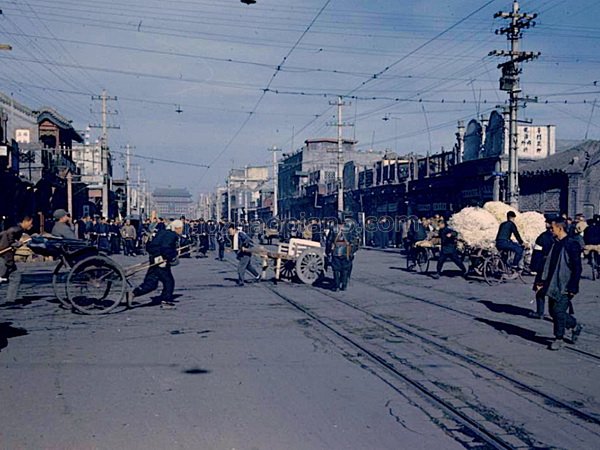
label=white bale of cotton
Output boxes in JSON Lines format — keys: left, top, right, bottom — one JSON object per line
{"left": 448, "top": 207, "right": 499, "bottom": 249}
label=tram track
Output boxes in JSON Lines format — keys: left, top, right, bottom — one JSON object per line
{"left": 304, "top": 283, "right": 600, "bottom": 427}
{"left": 210, "top": 255, "right": 600, "bottom": 447}
{"left": 351, "top": 273, "right": 600, "bottom": 363}
{"left": 260, "top": 283, "right": 522, "bottom": 450}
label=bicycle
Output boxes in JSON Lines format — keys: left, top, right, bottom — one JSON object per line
{"left": 483, "top": 248, "right": 526, "bottom": 285}
{"left": 585, "top": 247, "right": 600, "bottom": 280}
{"left": 464, "top": 246, "right": 525, "bottom": 286}
{"left": 406, "top": 242, "right": 434, "bottom": 273}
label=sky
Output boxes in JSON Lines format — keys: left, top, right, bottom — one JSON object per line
{"left": 0, "top": 0, "right": 599, "bottom": 196}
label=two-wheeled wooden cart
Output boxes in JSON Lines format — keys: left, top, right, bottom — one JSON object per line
{"left": 252, "top": 238, "right": 325, "bottom": 285}
{"left": 28, "top": 236, "right": 153, "bottom": 315}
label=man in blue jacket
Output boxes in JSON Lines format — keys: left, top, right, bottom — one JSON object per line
{"left": 132, "top": 220, "right": 183, "bottom": 309}
{"left": 495, "top": 211, "right": 524, "bottom": 270}
{"left": 528, "top": 216, "right": 555, "bottom": 319}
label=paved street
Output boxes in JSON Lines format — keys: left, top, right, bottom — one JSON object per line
{"left": 1, "top": 249, "right": 600, "bottom": 449}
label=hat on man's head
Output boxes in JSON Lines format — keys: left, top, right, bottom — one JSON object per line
{"left": 53, "top": 209, "right": 69, "bottom": 220}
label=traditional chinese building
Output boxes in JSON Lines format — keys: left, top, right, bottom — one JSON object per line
{"left": 520, "top": 140, "right": 600, "bottom": 217}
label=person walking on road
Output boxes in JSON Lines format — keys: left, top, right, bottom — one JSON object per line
{"left": 536, "top": 217, "right": 583, "bottom": 351}
{"left": 326, "top": 219, "right": 359, "bottom": 292}
{"left": 132, "top": 219, "right": 183, "bottom": 309}
{"left": 528, "top": 216, "right": 555, "bottom": 319}
{"left": 228, "top": 224, "right": 260, "bottom": 286}
{"left": 121, "top": 219, "right": 137, "bottom": 256}
{"left": 495, "top": 211, "right": 524, "bottom": 270}
{"left": 216, "top": 220, "right": 227, "bottom": 261}
{"left": 432, "top": 221, "right": 466, "bottom": 279}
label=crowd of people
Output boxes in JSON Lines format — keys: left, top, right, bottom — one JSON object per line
{"left": 1, "top": 207, "right": 599, "bottom": 351}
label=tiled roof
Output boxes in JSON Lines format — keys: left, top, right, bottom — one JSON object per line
{"left": 152, "top": 188, "right": 192, "bottom": 198}
{"left": 520, "top": 140, "right": 600, "bottom": 175}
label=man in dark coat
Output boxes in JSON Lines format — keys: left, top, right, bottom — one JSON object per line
{"left": 432, "top": 221, "right": 466, "bottom": 279}
{"left": 495, "top": 211, "right": 524, "bottom": 269}
{"left": 536, "top": 217, "right": 583, "bottom": 350}
{"left": 132, "top": 220, "right": 183, "bottom": 309}
{"left": 528, "top": 217, "right": 556, "bottom": 319}
{"left": 94, "top": 217, "right": 111, "bottom": 253}
{"left": 196, "top": 218, "right": 209, "bottom": 258}
{"left": 216, "top": 220, "right": 227, "bottom": 261}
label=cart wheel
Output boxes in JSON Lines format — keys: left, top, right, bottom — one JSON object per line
{"left": 66, "top": 256, "right": 126, "bottom": 315}
{"left": 483, "top": 254, "right": 505, "bottom": 286}
{"left": 406, "top": 252, "right": 415, "bottom": 271}
{"left": 416, "top": 248, "right": 430, "bottom": 273}
{"left": 279, "top": 260, "right": 296, "bottom": 280}
{"left": 52, "top": 261, "right": 70, "bottom": 308}
{"left": 296, "top": 250, "right": 324, "bottom": 285}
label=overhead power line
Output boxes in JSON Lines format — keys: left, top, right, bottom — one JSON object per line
{"left": 200, "top": 0, "right": 333, "bottom": 175}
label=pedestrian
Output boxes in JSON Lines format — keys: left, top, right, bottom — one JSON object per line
{"left": 76, "top": 215, "right": 89, "bottom": 240}
{"left": 495, "top": 211, "right": 524, "bottom": 270}
{"left": 311, "top": 219, "right": 322, "bottom": 244}
{"left": 228, "top": 224, "right": 260, "bottom": 286}
{"left": 216, "top": 220, "right": 227, "bottom": 261}
{"left": 535, "top": 217, "right": 583, "bottom": 351}
{"left": 94, "top": 217, "right": 110, "bottom": 253}
{"left": 432, "top": 220, "right": 466, "bottom": 279}
{"left": 326, "top": 219, "right": 359, "bottom": 291}
{"left": 0, "top": 216, "right": 34, "bottom": 302}
{"left": 196, "top": 218, "right": 209, "bottom": 258}
{"left": 51, "top": 209, "right": 77, "bottom": 239}
{"left": 132, "top": 219, "right": 183, "bottom": 309}
{"left": 207, "top": 219, "right": 217, "bottom": 251}
{"left": 120, "top": 219, "right": 137, "bottom": 256}
{"left": 109, "top": 219, "right": 121, "bottom": 254}
{"left": 528, "top": 216, "right": 555, "bottom": 319}
{"left": 406, "top": 217, "right": 428, "bottom": 268}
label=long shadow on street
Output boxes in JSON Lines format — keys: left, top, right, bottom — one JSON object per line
{"left": 0, "top": 322, "right": 28, "bottom": 352}
{"left": 475, "top": 317, "right": 551, "bottom": 346}
{"left": 478, "top": 300, "right": 533, "bottom": 318}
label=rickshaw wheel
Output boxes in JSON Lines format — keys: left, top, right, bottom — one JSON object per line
{"left": 52, "top": 261, "right": 70, "bottom": 308}
{"left": 66, "top": 256, "right": 126, "bottom": 315}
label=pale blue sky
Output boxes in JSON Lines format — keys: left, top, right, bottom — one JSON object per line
{"left": 1, "top": 0, "right": 598, "bottom": 194}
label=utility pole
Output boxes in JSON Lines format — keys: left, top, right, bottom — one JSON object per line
{"left": 328, "top": 97, "right": 353, "bottom": 217}
{"left": 243, "top": 165, "right": 248, "bottom": 222}
{"left": 227, "top": 177, "right": 232, "bottom": 223}
{"left": 490, "top": 0, "right": 540, "bottom": 208}
{"left": 268, "top": 146, "right": 281, "bottom": 218}
{"left": 90, "top": 89, "right": 119, "bottom": 218}
{"left": 66, "top": 171, "right": 73, "bottom": 216}
{"left": 121, "top": 144, "right": 135, "bottom": 218}
{"left": 136, "top": 165, "right": 143, "bottom": 216}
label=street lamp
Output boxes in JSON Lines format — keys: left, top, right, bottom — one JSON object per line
{"left": 382, "top": 115, "right": 401, "bottom": 154}
{"left": 240, "top": 0, "right": 256, "bottom": 4}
